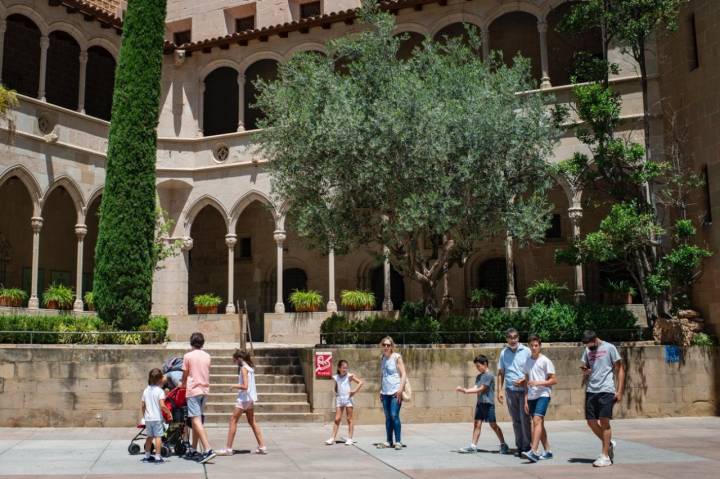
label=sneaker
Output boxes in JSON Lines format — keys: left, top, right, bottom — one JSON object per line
{"left": 345, "top": 439, "right": 355, "bottom": 446}
{"left": 198, "top": 450, "right": 216, "bottom": 464}
{"left": 216, "top": 448, "right": 233, "bottom": 456}
{"left": 377, "top": 442, "right": 391, "bottom": 449}
{"left": 522, "top": 450, "right": 541, "bottom": 463}
{"left": 499, "top": 443, "right": 510, "bottom": 455}
{"left": 325, "top": 438, "right": 335, "bottom": 445}
{"left": 394, "top": 442, "right": 404, "bottom": 450}
{"left": 540, "top": 451, "right": 553, "bottom": 460}
{"left": 255, "top": 447, "right": 268, "bottom": 455}
{"left": 154, "top": 458, "right": 165, "bottom": 464}
{"left": 141, "top": 456, "right": 154, "bottom": 463}
{"left": 609, "top": 440, "right": 616, "bottom": 462}
{"left": 593, "top": 455, "right": 612, "bottom": 467}
{"left": 458, "top": 445, "right": 477, "bottom": 454}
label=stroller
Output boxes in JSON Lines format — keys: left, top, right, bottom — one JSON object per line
{"left": 128, "top": 386, "right": 189, "bottom": 457}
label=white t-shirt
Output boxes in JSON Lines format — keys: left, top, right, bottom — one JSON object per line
{"left": 142, "top": 385, "right": 166, "bottom": 422}
{"left": 523, "top": 354, "right": 556, "bottom": 400}
{"left": 237, "top": 363, "right": 258, "bottom": 403}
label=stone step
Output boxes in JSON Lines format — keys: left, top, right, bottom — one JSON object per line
{"left": 210, "top": 374, "right": 306, "bottom": 384}
{"left": 210, "top": 383, "right": 307, "bottom": 394}
{"left": 207, "top": 392, "right": 308, "bottom": 402}
{"left": 203, "top": 412, "right": 323, "bottom": 425}
{"left": 210, "top": 364, "right": 303, "bottom": 375}
{"left": 204, "top": 401, "right": 311, "bottom": 414}
{"left": 211, "top": 356, "right": 300, "bottom": 366}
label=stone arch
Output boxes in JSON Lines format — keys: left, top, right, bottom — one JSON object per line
{"left": 183, "top": 195, "right": 229, "bottom": 236}
{"left": 238, "top": 51, "right": 284, "bottom": 75}
{"left": 42, "top": 176, "right": 86, "bottom": 223}
{"left": 0, "top": 165, "right": 42, "bottom": 215}
{"left": 243, "top": 57, "right": 280, "bottom": 131}
{"left": 284, "top": 42, "right": 327, "bottom": 60}
{"left": 86, "top": 37, "right": 119, "bottom": 60}
{"left": 203, "top": 66, "right": 239, "bottom": 136}
{"left": 429, "top": 14, "right": 484, "bottom": 38}
{"left": 4, "top": 5, "right": 49, "bottom": 35}
{"left": 85, "top": 45, "right": 116, "bottom": 120}
{"left": 0, "top": 175, "right": 34, "bottom": 292}
{"left": 47, "top": 21, "right": 87, "bottom": 50}
{"left": 484, "top": 2, "right": 543, "bottom": 28}
{"left": 199, "top": 59, "right": 241, "bottom": 82}
{"left": 2, "top": 13, "right": 42, "bottom": 97}
{"left": 488, "top": 10, "right": 542, "bottom": 82}
{"left": 86, "top": 185, "right": 104, "bottom": 211}
{"left": 229, "top": 190, "right": 277, "bottom": 231}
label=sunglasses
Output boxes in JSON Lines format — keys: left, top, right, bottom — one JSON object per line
{"left": 382, "top": 343, "right": 392, "bottom": 347}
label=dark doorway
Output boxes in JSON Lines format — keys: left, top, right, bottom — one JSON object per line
{"left": 46, "top": 31, "right": 80, "bottom": 110}
{"left": 370, "top": 265, "right": 405, "bottom": 311}
{"left": 477, "top": 258, "right": 512, "bottom": 308}
{"left": 2, "top": 15, "right": 41, "bottom": 97}
{"left": 203, "top": 67, "right": 239, "bottom": 136}
{"left": 283, "top": 268, "right": 307, "bottom": 312}
{"left": 85, "top": 46, "right": 116, "bottom": 120}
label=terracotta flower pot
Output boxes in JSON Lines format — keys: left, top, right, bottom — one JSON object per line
{"left": 0, "top": 297, "right": 6, "bottom": 307}
{"left": 296, "top": 306, "right": 319, "bottom": 313}
{"left": 46, "top": 300, "right": 59, "bottom": 310}
{"left": 196, "top": 305, "right": 218, "bottom": 314}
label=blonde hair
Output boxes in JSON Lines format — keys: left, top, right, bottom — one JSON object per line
{"left": 380, "top": 336, "right": 395, "bottom": 349}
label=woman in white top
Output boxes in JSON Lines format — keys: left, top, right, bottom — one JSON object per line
{"left": 219, "top": 349, "right": 267, "bottom": 456}
{"left": 379, "top": 336, "right": 408, "bottom": 450}
{"left": 325, "top": 359, "right": 364, "bottom": 446}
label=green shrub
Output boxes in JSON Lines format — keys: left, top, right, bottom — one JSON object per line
{"left": 42, "top": 284, "right": 75, "bottom": 309}
{"left": 526, "top": 280, "right": 569, "bottom": 304}
{"left": 605, "top": 280, "right": 636, "bottom": 296}
{"left": 289, "top": 290, "right": 323, "bottom": 312}
{"left": 340, "top": 290, "right": 375, "bottom": 310}
{"left": 192, "top": 293, "right": 222, "bottom": 307}
{"left": 0, "top": 288, "right": 28, "bottom": 307}
{"left": 84, "top": 291, "right": 95, "bottom": 309}
{"left": 691, "top": 332, "right": 716, "bottom": 347}
{"left": 469, "top": 288, "right": 495, "bottom": 307}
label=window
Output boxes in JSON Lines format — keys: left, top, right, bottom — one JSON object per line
{"left": 545, "top": 214, "right": 562, "bottom": 239}
{"left": 300, "top": 1, "right": 321, "bottom": 19}
{"left": 174, "top": 30, "right": 191, "bottom": 45}
{"left": 687, "top": 13, "right": 699, "bottom": 71}
{"left": 236, "top": 16, "right": 255, "bottom": 32}
{"left": 239, "top": 237, "right": 252, "bottom": 259}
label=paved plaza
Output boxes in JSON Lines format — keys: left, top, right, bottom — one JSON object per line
{"left": 0, "top": 417, "right": 718, "bottom": 478}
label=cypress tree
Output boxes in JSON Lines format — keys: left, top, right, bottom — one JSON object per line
{"left": 94, "top": 0, "right": 167, "bottom": 329}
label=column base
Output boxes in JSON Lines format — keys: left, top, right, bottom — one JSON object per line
{"left": 225, "top": 303, "right": 236, "bottom": 314}
{"left": 274, "top": 302, "right": 285, "bottom": 314}
{"left": 573, "top": 291, "right": 586, "bottom": 304}
{"left": 28, "top": 297, "right": 39, "bottom": 309}
{"left": 326, "top": 300, "right": 337, "bottom": 313}
{"left": 540, "top": 78, "right": 552, "bottom": 89}
{"left": 73, "top": 300, "right": 84, "bottom": 312}
{"left": 504, "top": 294, "right": 519, "bottom": 309}
{"left": 382, "top": 299, "right": 394, "bottom": 312}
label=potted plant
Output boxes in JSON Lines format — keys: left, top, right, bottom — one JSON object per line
{"left": 84, "top": 291, "right": 95, "bottom": 311}
{"left": 526, "top": 279, "right": 569, "bottom": 304}
{"left": 468, "top": 288, "right": 495, "bottom": 308}
{"left": 340, "top": 290, "right": 375, "bottom": 311}
{"left": 603, "top": 280, "right": 636, "bottom": 305}
{"left": 42, "top": 283, "right": 74, "bottom": 310}
{"left": 193, "top": 293, "right": 222, "bottom": 314}
{"left": 289, "top": 290, "right": 323, "bottom": 313}
{"left": 0, "top": 288, "right": 28, "bottom": 307}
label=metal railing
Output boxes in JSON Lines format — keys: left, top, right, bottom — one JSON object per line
{"left": 0, "top": 329, "right": 163, "bottom": 345}
{"left": 319, "top": 328, "right": 651, "bottom": 345}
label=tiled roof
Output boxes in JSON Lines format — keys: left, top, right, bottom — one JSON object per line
{"left": 49, "top": 0, "right": 123, "bottom": 32}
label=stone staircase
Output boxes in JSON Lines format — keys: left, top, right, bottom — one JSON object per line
{"left": 204, "top": 348, "right": 321, "bottom": 425}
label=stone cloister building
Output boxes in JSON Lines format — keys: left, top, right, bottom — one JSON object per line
{"left": 1, "top": 0, "right": 698, "bottom": 338}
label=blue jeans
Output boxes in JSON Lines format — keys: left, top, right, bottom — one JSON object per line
{"left": 381, "top": 394, "right": 402, "bottom": 444}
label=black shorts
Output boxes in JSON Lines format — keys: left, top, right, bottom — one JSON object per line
{"left": 474, "top": 403, "right": 496, "bottom": 422}
{"left": 585, "top": 392, "right": 615, "bottom": 420}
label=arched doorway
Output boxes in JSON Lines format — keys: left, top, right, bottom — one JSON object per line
{"left": 489, "top": 12, "right": 542, "bottom": 83}
{"left": 0, "top": 177, "right": 34, "bottom": 301}
{"left": 547, "top": 1, "right": 603, "bottom": 85}
{"left": 433, "top": 22, "right": 473, "bottom": 47}
{"left": 2, "top": 14, "right": 41, "bottom": 97}
{"left": 39, "top": 186, "right": 78, "bottom": 304}
{"left": 283, "top": 267, "right": 307, "bottom": 312}
{"left": 370, "top": 265, "right": 405, "bottom": 310}
{"left": 396, "top": 31, "right": 425, "bottom": 60}
{"left": 203, "top": 67, "right": 239, "bottom": 136}
{"left": 85, "top": 46, "right": 116, "bottom": 120}
{"left": 477, "top": 257, "right": 513, "bottom": 308}
{"left": 82, "top": 195, "right": 101, "bottom": 308}
{"left": 46, "top": 31, "right": 80, "bottom": 110}
{"left": 244, "top": 59, "right": 278, "bottom": 130}
{"left": 187, "top": 205, "right": 227, "bottom": 313}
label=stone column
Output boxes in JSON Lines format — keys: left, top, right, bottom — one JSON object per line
{"left": 73, "top": 224, "right": 87, "bottom": 312}
{"left": 568, "top": 207, "right": 586, "bottom": 303}
{"left": 38, "top": 35, "right": 49, "bottom": 101}
{"left": 197, "top": 82, "right": 205, "bottom": 137}
{"left": 28, "top": 217, "right": 43, "bottom": 309}
{"left": 225, "top": 234, "right": 237, "bottom": 314}
{"left": 0, "top": 18, "right": 7, "bottom": 84}
{"left": 504, "top": 233, "right": 519, "bottom": 308}
{"left": 537, "top": 20, "right": 551, "bottom": 89}
{"left": 327, "top": 247, "right": 337, "bottom": 312}
{"left": 237, "top": 74, "right": 245, "bottom": 132}
{"left": 480, "top": 26, "right": 490, "bottom": 62}
{"left": 77, "top": 49, "right": 88, "bottom": 113}
{"left": 382, "top": 246, "right": 393, "bottom": 312}
{"left": 274, "top": 230, "right": 286, "bottom": 313}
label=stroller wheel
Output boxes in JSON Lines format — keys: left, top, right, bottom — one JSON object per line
{"left": 174, "top": 442, "right": 187, "bottom": 456}
{"left": 161, "top": 446, "right": 171, "bottom": 458}
{"left": 128, "top": 443, "right": 141, "bottom": 455}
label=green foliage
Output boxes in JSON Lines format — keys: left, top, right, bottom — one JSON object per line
{"left": 468, "top": 288, "right": 495, "bottom": 306}
{"left": 83, "top": 291, "right": 94, "bottom": 308}
{"left": 192, "top": 293, "right": 222, "bottom": 307}
{"left": 0, "top": 315, "right": 166, "bottom": 344}
{"left": 93, "top": 0, "right": 167, "bottom": 330}
{"left": 255, "top": 2, "right": 559, "bottom": 314}
{"left": 526, "top": 280, "right": 569, "bottom": 304}
{"left": 321, "top": 303, "right": 640, "bottom": 344}
{"left": 674, "top": 218, "right": 695, "bottom": 240}
{"left": 42, "top": 284, "right": 75, "bottom": 309}
{"left": 691, "top": 332, "right": 716, "bottom": 347}
{"left": 153, "top": 205, "right": 183, "bottom": 269}
{"left": 340, "top": 290, "right": 375, "bottom": 311}
{"left": 0, "top": 84, "right": 19, "bottom": 120}
{"left": 0, "top": 288, "right": 28, "bottom": 306}
{"left": 289, "top": 290, "right": 324, "bottom": 312}
{"left": 605, "top": 280, "right": 636, "bottom": 296}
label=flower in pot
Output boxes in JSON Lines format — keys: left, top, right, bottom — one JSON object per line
{"left": 603, "top": 280, "right": 636, "bottom": 305}
{"left": 468, "top": 288, "right": 495, "bottom": 308}
{"left": 526, "top": 279, "right": 569, "bottom": 304}
{"left": 84, "top": 291, "right": 95, "bottom": 311}
{"left": 0, "top": 288, "right": 28, "bottom": 307}
{"left": 193, "top": 293, "right": 222, "bottom": 314}
{"left": 42, "top": 283, "right": 75, "bottom": 310}
{"left": 289, "top": 290, "right": 323, "bottom": 313}
{"left": 340, "top": 290, "right": 375, "bottom": 311}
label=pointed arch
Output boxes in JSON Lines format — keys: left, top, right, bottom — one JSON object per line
{"left": 42, "top": 176, "right": 86, "bottom": 223}
{"left": 0, "top": 165, "right": 42, "bottom": 215}
{"left": 183, "top": 194, "right": 229, "bottom": 236}
{"left": 86, "top": 185, "right": 104, "bottom": 210}
{"left": 229, "top": 190, "right": 277, "bottom": 231}
{"left": 485, "top": 2, "right": 543, "bottom": 27}
{"left": 284, "top": 42, "right": 327, "bottom": 61}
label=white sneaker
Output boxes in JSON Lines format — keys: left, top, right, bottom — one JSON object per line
{"left": 609, "top": 440, "right": 616, "bottom": 462}
{"left": 325, "top": 438, "right": 335, "bottom": 445}
{"left": 593, "top": 455, "right": 612, "bottom": 467}
{"left": 217, "top": 448, "right": 234, "bottom": 456}
{"left": 345, "top": 438, "right": 355, "bottom": 446}
{"left": 254, "top": 446, "right": 268, "bottom": 455}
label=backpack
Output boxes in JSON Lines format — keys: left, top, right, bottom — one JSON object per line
{"left": 161, "top": 357, "right": 183, "bottom": 374}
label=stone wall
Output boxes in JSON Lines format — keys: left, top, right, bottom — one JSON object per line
{"left": 299, "top": 344, "right": 719, "bottom": 424}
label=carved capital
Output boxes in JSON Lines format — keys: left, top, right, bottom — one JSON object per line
{"left": 225, "top": 233, "right": 237, "bottom": 248}
{"left": 273, "top": 230, "right": 286, "bottom": 244}
{"left": 174, "top": 49, "right": 186, "bottom": 67}
{"left": 79, "top": 50, "right": 88, "bottom": 64}
{"left": 537, "top": 20, "right": 548, "bottom": 34}
{"left": 568, "top": 207, "right": 583, "bottom": 225}
{"left": 75, "top": 224, "right": 88, "bottom": 239}
{"left": 31, "top": 216, "right": 44, "bottom": 233}
{"left": 181, "top": 237, "right": 194, "bottom": 251}
{"left": 40, "top": 35, "right": 49, "bottom": 50}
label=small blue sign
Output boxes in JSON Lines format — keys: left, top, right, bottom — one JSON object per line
{"left": 664, "top": 345, "right": 681, "bottom": 364}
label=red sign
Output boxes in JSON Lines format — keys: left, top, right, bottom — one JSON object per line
{"left": 314, "top": 351, "right": 332, "bottom": 378}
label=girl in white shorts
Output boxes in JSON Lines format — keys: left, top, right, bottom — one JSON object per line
{"left": 326, "top": 359, "right": 364, "bottom": 445}
{"left": 219, "top": 349, "right": 267, "bottom": 455}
